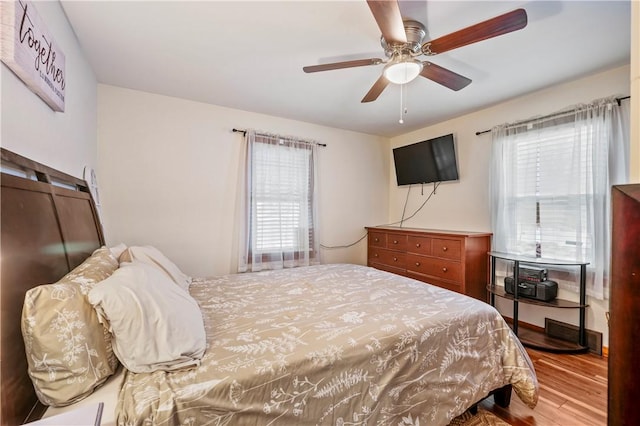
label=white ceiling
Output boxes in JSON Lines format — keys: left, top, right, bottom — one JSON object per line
{"left": 60, "top": 1, "right": 631, "bottom": 138}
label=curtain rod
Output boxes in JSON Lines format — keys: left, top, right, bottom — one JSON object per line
{"left": 232, "top": 128, "right": 327, "bottom": 147}
{"left": 474, "top": 95, "right": 631, "bottom": 136}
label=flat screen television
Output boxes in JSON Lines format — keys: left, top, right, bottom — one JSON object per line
{"left": 392, "top": 134, "right": 459, "bottom": 186}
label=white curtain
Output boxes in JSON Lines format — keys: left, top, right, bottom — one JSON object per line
{"left": 238, "top": 130, "right": 319, "bottom": 272}
{"left": 490, "top": 97, "right": 629, "bottom": 299}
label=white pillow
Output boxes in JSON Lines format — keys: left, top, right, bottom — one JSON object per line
{"left": 88, "top": 262, "right": 205, "bottom": 373}
{"left": 108, "top": 243, "right": 128, "bottom": 259}
{"left": 119, "top": 245, "right": 191, "bottom": 291}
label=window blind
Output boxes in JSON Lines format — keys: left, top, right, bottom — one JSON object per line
{"left": 508, "top": 121, "right": 606, "bottom": 261}
{"left": 252, "top": 140, "right": 312, "bottom": 254}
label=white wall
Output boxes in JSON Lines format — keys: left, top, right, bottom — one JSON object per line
{"left": 97, "top": 85, "right": 388, "bottom": 278}
{"left": 389, "top": 65, "right": 631, "bottom": 347}
{"left": 0, "top": 1, "right": 97, "bottom": 178}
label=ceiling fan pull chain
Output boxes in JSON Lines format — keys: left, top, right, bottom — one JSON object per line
{"left": 399, "top": 83, "right": 409, "bottom": 124}
{"left": 404, "top": 83, "right": 408, "bottom": 117}
{"left": 399, "top": 83, "right": 404, "bottom": 124}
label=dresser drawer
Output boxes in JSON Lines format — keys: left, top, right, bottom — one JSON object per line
{"left": 371, "top": 262, "right": 406, "bottom": 277}
{"left": 369, "top": 231, "right": 408, "bottom": 250}
{"left": 369, "top": 248, "right": 406, "bottom": 269}
{"left": 406, "top": 254, "right": 461, "bottom": 283}
{"left": 431, "top": 238, "right": 462, "bottom": 260}
{"left": 386, "top": 233, "right": 407, "bottom": 250}
{"left": 406, "top": 272, "right": 463, "bottom": 294}
{"left": 407, "top": 235, "right": 431, "bottom": 255}
{"left": 422, "top": 275, "right": 463, "bottom": 294}
{"left": 369, "top": 231, "right": 387, "bottom": 248}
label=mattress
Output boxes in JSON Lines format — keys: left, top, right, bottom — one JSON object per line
{"left": 114, "top": 264, "right": 537, "bottom": 425}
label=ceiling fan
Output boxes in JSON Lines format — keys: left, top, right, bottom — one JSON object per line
{"left": 303, "top": 0, "right": 528, "bottom": 103}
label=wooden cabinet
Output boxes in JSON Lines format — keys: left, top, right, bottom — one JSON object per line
{"left": 608, "top": 184, "right": 640, "bottom": 425}
{"left": 366, "top": 226, "right": 492, "bottom": 302}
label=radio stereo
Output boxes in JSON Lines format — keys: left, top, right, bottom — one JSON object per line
{"left": 504, "top": 276, "right": 558, "bottom": 302}
{"left": 515, "top": 265, "right": 547, "bottom": 283}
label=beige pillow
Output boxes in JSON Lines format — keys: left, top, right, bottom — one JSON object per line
{"left": 119, "top": 245, "right": 191, "bottom": 291}
{"left": 21, "top": 247, "right": 120, "bottom": 407}
{"left": 88, "top": 262, "right": 205, "bottom": 373}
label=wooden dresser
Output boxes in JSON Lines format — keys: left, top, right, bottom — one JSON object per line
{"left": 365, "top": 226, "right": 492, "bottom": 302}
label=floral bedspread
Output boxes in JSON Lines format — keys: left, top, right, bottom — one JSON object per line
{"left": 116, "top": 264, "right": 537, "bottom": 426}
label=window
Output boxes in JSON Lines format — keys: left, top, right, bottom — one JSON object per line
{"left": 238, "top": 131, "right": 319, "bottom": 272}
{"left": 506, "top": 122, "right": 606, "bottom": 261}
{"left": 491, "top": 98, "right": 629, "bottom": 299}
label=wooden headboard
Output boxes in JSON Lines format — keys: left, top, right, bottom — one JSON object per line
{"left": 0, "top": 148, "right": 105, "bottom": 425}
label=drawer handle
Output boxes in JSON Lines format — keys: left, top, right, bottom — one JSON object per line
{"left": 442, "top": 267, "right": 448, "bottom": 272}
{"left": 393, "top": 240, "right": 398, "bottom": 244}
{"left": 374, "top": 253, "right": 379, "bottom": 258}
{"left": 442, "top": 246, "right": 448, "bottom": 252}
{"left": 393, "top": 257, "right": 398, "bottom": 261}
{"left": 374, "top": 237, "right": 379, "bottom": 242}
{"left": 415, "top": 243, "right": 421, "bottom": 248}
{"left": 415, "top": 262, "right": 420, "bottom": 267}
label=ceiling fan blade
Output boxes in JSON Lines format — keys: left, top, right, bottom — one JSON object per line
{"left": 366, "top": 0, "right": 407, "bottom": 44}
{"left": 423, "top": 8, "right": 527, "bottom": 55}
{"left": 361, "top": 76, "right": 390, "bottom": 103}
{"left": 420, "top": 62, "right": 471, "bottom": 91}
{"left": 303, "top": 58, "right": 383, "bottom": 73}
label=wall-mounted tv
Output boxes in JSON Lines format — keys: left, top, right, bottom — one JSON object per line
{"left": 392, "top": 134, "right": 459, "bottom": 186}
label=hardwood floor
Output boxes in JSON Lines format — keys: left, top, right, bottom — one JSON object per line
{"left": 480, "top": 348, "right": 608, "bottom": 425}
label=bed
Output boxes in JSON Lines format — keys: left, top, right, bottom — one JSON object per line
{"left": 0, "top": 148, "right": 538, "bottom": 426}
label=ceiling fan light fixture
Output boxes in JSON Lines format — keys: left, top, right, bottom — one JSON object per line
{"left": 383, "top": 58, "right": 423, "bottom": 85}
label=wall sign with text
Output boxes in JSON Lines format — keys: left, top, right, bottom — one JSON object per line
{"left": 1, "top": 1, "right": 66, "bottom": 112}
